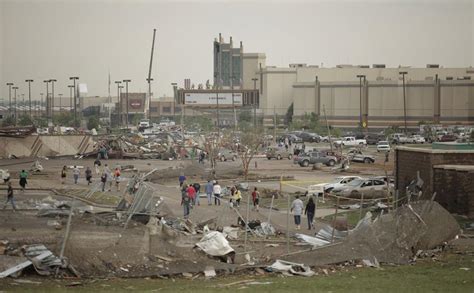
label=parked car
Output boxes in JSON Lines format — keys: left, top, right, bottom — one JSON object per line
{"left": 266, "top": 147, "right": 292, "bottom": 160}
{"left": 218, "top": 149, "right": 237, "bottom": 161}
{"left": 299, "top": 132, "right": 321, "bottom": 143}
{"left": 333, "top": 137, "right": 367, "bottom": 147}
{"left": 347, "top": 149, "right": 375, "bottom": 164}
{"left": 332, "top": 178, "right": 392, "bottom": 199}
{"left": 391, "top": 133, "right": 409, "bottom": 144}
{"left": 279, "top": 134, "right": 303, "bottom": 144}
{"left": 406, "top": 135, "right": 426, "bottom": 144}
{"left": 439, "top": 134, "right": 457, "bottom": 142}
{"left": 308, "top": 176, "right": 362, "bottom": 197}
{"left": 297, "top": 151, "right": 337, "bottom": 167}
{"left": 365, "top": 133, "right": 386, "bottom": 145}
{"left": 376, "top": 141, "right": 391, "bottom": 152}
{"left": 320, "top": 135, "right": 338, "bottom": 143}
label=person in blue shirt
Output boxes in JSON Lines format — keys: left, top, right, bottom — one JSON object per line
{"left": 205, "top": 180, "right": 213, "bottom": 205}
{"left": 179, "top": 174, "right": 186, "bottom": 187}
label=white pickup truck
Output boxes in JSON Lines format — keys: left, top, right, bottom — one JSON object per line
{"left": 333, "top": 136, "right": 367, "bottom": 147}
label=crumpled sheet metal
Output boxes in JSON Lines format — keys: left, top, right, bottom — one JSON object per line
{"left": 196, "top": 231, "right": 234, "bottom": 257}
{"left": 267, "top": 259, "right": 315, "bottom": 277}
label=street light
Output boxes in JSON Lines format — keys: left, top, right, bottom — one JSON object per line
{"left": 21, "top": 94, "right": 26, "bottom": 116}
{"left": 58, "top": 94, "right": 63, "bottom": 112}
{"left": 25, "top": 79, "right": 34, "bottom": 119}
{"left": 68, "top": 85, "right": 74, "bottom": 113}
{"left": 69, "top": 77, "right": 79, "bottom": 125}
{"left": 12, "top": 86, "right": 19, "bottom": 124}
{"left": 6, "top": 83, "right": 13, "bottom": 117}
{"left": 115, "top": 81, "right": 122, "bottom": 127}
{"left": 40, "top": 93, "right": 44, "bottom": 117}
{"left": 399, "top": 72, "right": 408, "bottom": 133}
{"left": 171, "top": 83, "right": 177, "bottom": 121}
{"left": 123, "top": 79, "right": 131, "bottom": 129}
{"left": 118, "top": 85, "right": 124, "bottom": 126}
{"left": 146, "top": 77, "right": 153, "bottom": 120}
{"left": 43, "top": 80, "right": 50, "bottom": 120}
{"left": 49, "top": 79, "right": 57, "bottom": 120}
{"left": 252, "top": 78, "right": 258, "bottom": 127}
{"left": 356, "top": 75, "right": 366, "bottom": 129}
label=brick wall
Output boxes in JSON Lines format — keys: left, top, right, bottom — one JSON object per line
{"left": 433, "top": 168, "right": 474, "bottom": 218}
{"left": 395, "top": 146, "right": 474, "bottom": 217}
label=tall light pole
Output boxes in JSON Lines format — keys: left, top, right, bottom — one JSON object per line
{"left": 146, "top": 78, "right": 153, "bottom": 120}
{"left": 12, "top": 86, "right": 18, "bottom": 125}
{"left": 43, "top": 80, "right": 50, "bottom": 120}
{"left": 115, "top": 81, "right": 122, "bottom": 127}
{"left": 49, "top": 79, "right": 57, "bottom": 121}
{"left": 25, "top": 79, "right": 33, "bottom": 119}
{"left": 21, "top": 94, "right": 26, "bottom": 116}
{"left": 69, "top": 77, "right": 79, "bottom": 126}
{"left": 171, "top": 82, "right": 177, "bottom": 121}
{"left": 6, "top": 83, "right": 13, "bottom": 117}
{"left": 40, "top": 93, "right": 44, "bottom": 117}
{"left": 252, "top": 78, "right": 258, "bottom": 128}
{"left": 123, "top": 80, "right": 131, "bottom": 129}
{"left": 58, "top": 94, "right": 63, "bottom": 112}
{"left": 399, "top": 71, "right": 408, "bottom": 133}
{"left": 68, "top": 85, "right": 74, "bottom": 113}
{"left": 356, "top": 74, "right": 366, "bottom": 129}
{"left": 118, "top": 85, "right": 124, "bottom": 127}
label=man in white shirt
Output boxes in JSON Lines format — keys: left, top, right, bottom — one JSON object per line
{"left": 291, "top": 195, "right": 304, "bottom": 230}
{"left": 213, "top": 181, "right": 222, "bottom": 206}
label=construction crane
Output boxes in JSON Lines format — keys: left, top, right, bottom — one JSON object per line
{"left": 146, "top": 28, "right": 157, "bottom": 119}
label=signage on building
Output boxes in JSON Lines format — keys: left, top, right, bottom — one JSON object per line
{"left": 184, "top": 93, "right": 243, "bottom": 105}
{"left": 130, "top": 99, "right": 142, "bottom": 109}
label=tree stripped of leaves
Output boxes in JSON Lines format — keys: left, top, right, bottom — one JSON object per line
{"left": 237, "top": 131, "right": 263, "bottom": 181}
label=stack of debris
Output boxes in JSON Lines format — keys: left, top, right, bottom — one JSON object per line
{"left": 0, "top": 244, "right": 79, "bottom": 278}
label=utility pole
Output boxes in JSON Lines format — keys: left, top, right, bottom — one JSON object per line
{"left": 216, "top": 80, "right": 220, "bottom": 137}
{"left": 146, "top": 78, "right": 153, "bottom": 120}
{"left": 399, "top": 71, "right": 408, "bottom": 133}
{"left": 69, "top": 77, "right": 79, "bottom": 126}
{"left": 25, "top": 80, "right": 33, "bottom": 119}
{"left": 115, "top": 81, "right": 122, "bottom": 127}
{"left": 6, "top": 83, "right": 13, "bottom": 118}
{"left": 12, "top": 86, "right": 18, "bottom": 125}
{"left": 40, "top": 93, "right": 44, "bottom": 117}
{"left": 231, "top": 77, "right": 237, "bottom": 132}
{"left": 273, "top": 105, "right": 277, "bottom": 144}
{"left": 356, "top": 74, "right": 366, "bottom": 130}
{"left": 147, "top": 28, "right": 157, "bottom": 119}
{"left": 123, "top": 80, "right": 131, "bottom": 130}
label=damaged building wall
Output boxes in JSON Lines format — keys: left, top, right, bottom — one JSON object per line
{"left": 433, "top": 165, "right": 474, "bottom": 218}
{"left": 395, "top": 146, "right": 474, "bottom": 217}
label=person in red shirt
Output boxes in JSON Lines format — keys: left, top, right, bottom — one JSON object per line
{"left": 186, "top": 184, "right": 197, "bottom": 206}
{"left": 251, "top": 187, "right": 260, "bottom": 212}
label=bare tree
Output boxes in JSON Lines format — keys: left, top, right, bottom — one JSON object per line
{"left": 236, "top": 131, "right": 263, "bottom": 181}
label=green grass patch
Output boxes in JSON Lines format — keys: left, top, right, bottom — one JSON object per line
{"left": 1, "top": 253, "right": 472, "bottom": 292}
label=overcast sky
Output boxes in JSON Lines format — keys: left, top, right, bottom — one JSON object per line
{"left": 1, "top": 0, "right": 473, "bottom": 101}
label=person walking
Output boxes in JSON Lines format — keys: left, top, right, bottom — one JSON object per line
{"left": 304, "top": 197, "right": 316, "bottom": 230}
{"left": 234, "top": 188, "right": 242, "bottom": 208}
{"left": 3, "top": 182, "right": 17, "bottom": 211}
{"left": 94, "top": 158, "right": 101, "bottom": 175}
{"left": 114, "top": 167, "right": 121, "bottom": 191}
{"left": 100, "top": 170, "right": 108, "bottom": 192}
{"left": 291, "top": 195, "right": 304, "bottom": 230}
{"left": 193, "top": 182, "right": 201, "bottom": 206}
{"left": 72, "top": 166, "right": 80, "bottom": 184}
{"left": 19, "top": 170, "right": 28, "bottom": 191}
{"left": 181, "top": 186, "right": 191, "bottom": 219}
{"left": 179, "top": 174, "right": 186, "bottom": 188}
{"left": 61, "top": 166, "right": 67, "bottom": 184}
{"left": 85, "top": 167, "right": 92, "bottom": 185}
{"left": 104, "top": 164, "right": 112, "bottom": 191}
{"left": 186, "top": 184, "right": 196, "bottom": 207}
{"left": 213, "top": 181, "right": 222, "bottom": 206}
{"left": 251, "top": 187, "right": 260, "bottom": 212}
{"left": 205, "top": 180, "right": 213, "bottom": 205}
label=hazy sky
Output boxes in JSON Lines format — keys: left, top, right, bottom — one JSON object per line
{"left": 1, "top": 0, "right": 473, "bottom": 101}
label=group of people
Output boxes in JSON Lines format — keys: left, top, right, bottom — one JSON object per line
{"left": 2, "top": 170, "right": 28, "bottom": 211}
{"left": 61, "top": 160, "right": 122, "bottom": 192}
{"left": 179, "top": 174, "right": 264, "bottom": 219}
{"left": 290, "top": 195, "right": 316, "bottom": 230}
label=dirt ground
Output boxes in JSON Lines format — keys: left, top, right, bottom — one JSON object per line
{"left": 3, "top": 143, "right": 463, "bottom": 283}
